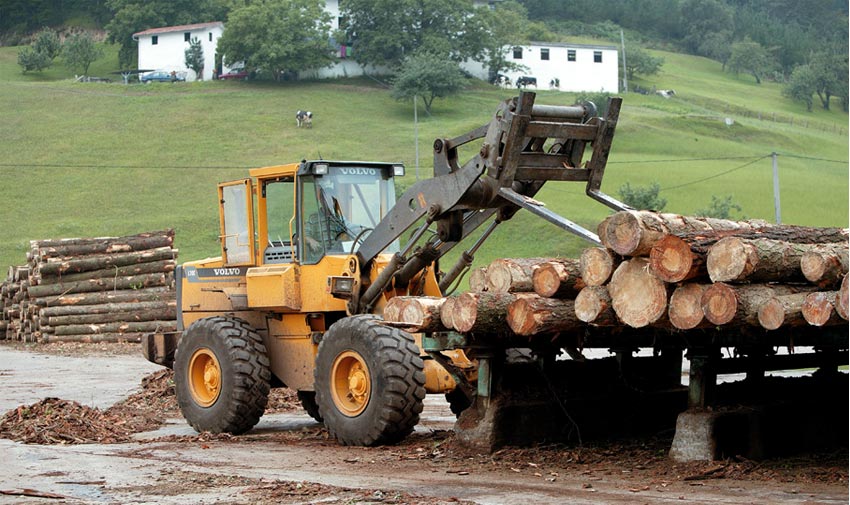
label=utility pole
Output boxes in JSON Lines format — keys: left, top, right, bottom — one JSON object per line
{"left": 414, "top": 95, "right": 420, "bottom": 181}
{"left": 620, "top": 29, "right": 628, "bottom": 93}
{"left": 772, "top": 151, "right": 781, "bottom": 224}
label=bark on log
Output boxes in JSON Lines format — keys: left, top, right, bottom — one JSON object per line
{"left": 532, "top": 259, "right": 584, "bottom": 298}
{"left": 37, "top": 247, "right": 176, "bottom": 276}
{"left": 41, "top": 332, "right": 147, "bottom": 344}
{"left": 837, "top": 274, "right": 849, "bottom": 320}
{"left": 649, "top": 235, "right": 706, "bottom": 283}
{"left": 800, "top": 246, "right": 849, "bottom": 287}
{"left": 32, "top": 230, "right": 174, "bottom": 260}
{"left": 707, "top": 237, "right": 846, "bottom": 283}
{"left": 757, "top": 293, "right": 808, "bottom": 330}
{"left": 574, "top": 286, "right": 618, "bottom": 325}
{"left": 668, "top": 283, "right": 711, "bottom": 330}
{"left": 469, "top": 267, "right": 488, "bottom": 292}
{"left": 601, "top": 210, "right": 769, "bottom": 257}
{"left": 607, "top": 258, "right": 670, "bottom": 328}
{"left": 701, "top": 283, "right": 814, "bottom": 326}
{"left": 507, "top": 295, "right": 580, "bottom": 336}
{"left": 383, "top": 296, "right": 446, "bottom": 332}
{"left": 25, "top": 273, "right": 169, "bottom": 298}
{"left": 485, "top": 258, "right": 549, "bottom": 293}
{"left": 52, "top": 320, "right": 177, "bottom": 336}
{"left": 36, "top": 260, "right": 176, "bottom": 285}
{"left": 579, "top": 247, "right": 621, "bottom": 286}
{"left": 801, "top": 291, "right": 842, "bottom": 327}
{"left": 453, "top": 292, "right": 517, "bottom": 333}
{"left": 440, "top": 296, "right": 458, "bottom": 331}
{"left": 32, "top": 287, "right": 173, "bottom": 308}
{"left": 47, "top": 308, "right": 178, "bottom": 327}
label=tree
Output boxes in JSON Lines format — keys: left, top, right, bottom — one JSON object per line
{"left": 341, "top": 0, "right": 488, "bottom": 72}
{"left": 17, "top": 28, "right": 60, "bottom": 73}
{"left": 679, "top": 0, "right": 733, "bottom": 55}
{"left": 726, "top": 39, "right": 776, "bottom": 84}
{"left": 17, "top": 46, "right": 51, "bottom": 73}
{"left": 391, "top": 53, "right": 467, "bottom": 115}
{"left": 694, "top": 195, "right": 743, "bottom": 219}
{"left": 782, "top": 64, "right": 816, "bottom": 111}
{"left": 698, "top": 30, "right": 733, "bottom": 70}
{"left": 33, "top": 28, "right": 62, "bottom": 60}
{"left": 63, "top": 33, "right": 104, "bottom": 76}
{"left": 808, "top": 51, "right": 848, "bottom": 111}
{"left": 184, "top": 37, "right": 204, "bottom": 80}
{"left": 476, "top": 1, "right": 533, "bottom": 80}
{"left": 216, "top": 0, "right": 333, "bottom": 81}
{"left": 617, "top": 182, "right": 667, "bottom": 211}
{"left": 623, "top": 46, "right": 664, "bottom": 81}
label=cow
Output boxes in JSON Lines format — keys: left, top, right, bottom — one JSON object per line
{"left": 656, "top": 89, "right": 676, "bottom": 98}
{"left": 516, "top": 76, "right": 537, "bottom": 88}
{"left": 296, "top": 110, "right": 313, "bottom": 128}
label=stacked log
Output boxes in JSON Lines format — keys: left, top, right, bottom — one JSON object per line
{"left": 0, "top": 230, "right": 177, "bottom": 343}
{"left": 382, "top": 211, "right": 848, "bottom": 342}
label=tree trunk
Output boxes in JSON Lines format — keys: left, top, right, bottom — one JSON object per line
{"left": 668, "top": 283, "right": 711, "bottom": 330}
{"left": 801, "top": 291, "right": 842, "bottom": 327}
{"left": 468, "top": 267, "right": 488, "bottom": 292}
{"left": 532, "top": 259, "right": 584, "bottom": 298}
{"left": 32, "top": 286, "right": 173, "bottom": 308}
{"left": 452, "top": 291, "right": 517, "bottom": 334}
{"left": 574, "top": 285, "right": 618, "bottom": 325}
{"left": 701, "top": 283, "right": 814, "bottom": 326}
{"left": 25, "top": 273, "right": 169, "bottom": 298}
{"left": 649, "top": 235, "right": 706, "bottom": 283}
{"left": 40, "top": 300, "right": 176, "bottom": 318}
{"left": 607, "top": 258, "right": 670, "bottom": 328}
{"left": 579, "top": 247, "right": 621, "bottom": 286}
{"left": 600, "top": 210, "right": 769, "bottom": 257}
{"left": 757, "top": 293, "right": 808, "bottom": 330}
{"left": 485, "top": 258, "right": 549, "bottom": 293}
{"left": 800, "top": 246, "right": 849, "bottom": 287}
{"left": 37, "top": 247, "right": 176, "bottom": 276}
{"left": 507, "top": 295, "right": 580, "bottom": 336}
{"left": 707, "top": 237, "right": 845, "bottom": 283}
{"left": 47, "top": 307, "right": 177, "bottom": 327}
{"left": 52, "top": 320, "right": 177, "bottom": 336}
{"left": 837, "top": 274, "right": 849, "bottom": 320}
{"left": 36, "top": 260, "right": 176, "bottom": 285}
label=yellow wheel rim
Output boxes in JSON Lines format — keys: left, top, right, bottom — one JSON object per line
{"left": 330, "top": 350, "right": 371, "bottom": 417}
{"left": 188, "top": 348, "right": 222, "bottom": 407}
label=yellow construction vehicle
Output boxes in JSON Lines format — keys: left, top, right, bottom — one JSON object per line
{"left": 143, "top": 91, "right": 630, "bottom": 446}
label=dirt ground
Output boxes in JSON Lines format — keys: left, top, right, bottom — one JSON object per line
{"left": 0, "top": 341, "right": 847, "bottom": 505}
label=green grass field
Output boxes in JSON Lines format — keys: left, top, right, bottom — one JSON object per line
{"left": 0, "top": 43, "right": 847, "bottom": 271}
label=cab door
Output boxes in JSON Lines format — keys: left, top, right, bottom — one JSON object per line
{"left": 218, "top": 179, "right": 256, "bottom": 266}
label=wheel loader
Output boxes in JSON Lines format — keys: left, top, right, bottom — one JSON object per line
{"left": 142, "top": 91, "right": 633, "bottom": 446}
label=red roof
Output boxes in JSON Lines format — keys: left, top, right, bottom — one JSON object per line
{"left": 133, "top": 22, "right": 223, "bottom": 37}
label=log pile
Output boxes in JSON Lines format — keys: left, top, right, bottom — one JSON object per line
{"left": 382, "top": 211, "right": 848, "bottom": 341}
{"left": 0, "top": 230, "right": 178, "bottom": 343}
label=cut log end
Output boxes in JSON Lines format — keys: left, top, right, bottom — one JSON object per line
{"left": 701, "top": 283, "right": 738, "bottom": 326}
{"left": 837, "top": 274, "right": 849, "bottom": 320}
{"left": 706, "top": 237, "right": 754, "bottom": 282}
{"left": 574, "top": 286, "right": 616, "bottom": 324}
{"left": 603, "top": 211, "right": 643, "bottom": 256}
{"left": 607, "top": 258, "right": 668, "bottom": 328}
{"left": 650, "top": 235, "right": 694, "bottom": 283}
{"left": 579, "top": 247, "right": 617, "bottom": 286}
{"left": 802, "top": 292, "right": 839, "bottom": 327}
{"left": 757, "top": 298, "right": 786, "bottom": 330}
{"left": 669, "top": 283, "right": 708, "bottom": 330}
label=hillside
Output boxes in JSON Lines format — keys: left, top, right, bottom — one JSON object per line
{"left": 0, "top": 44, "right": 847, "bottom": 272}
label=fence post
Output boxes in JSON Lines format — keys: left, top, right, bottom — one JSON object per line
{"left": 772, "top": 152, "right": 781, "bottom": 225}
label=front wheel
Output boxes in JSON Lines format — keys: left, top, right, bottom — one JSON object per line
{"left": 315, "top": 315, "right": 425, "bottom": 446}
{"left": 174, "top": 316, "right": 271, "bottom": 434}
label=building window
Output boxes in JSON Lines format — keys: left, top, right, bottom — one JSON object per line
{"left": 541, "top": 48, "right": 549, "bottom": 60}
{"left": 209, "top": 32, "right": 213, "bottom": 42}
{"left": 184, "top": 32, "right": 191, "bottom": 42}
{"left": 594, "top": 51, "right": 602, "bottom": 63}
{"left": 567, "top": 49, "right": 576, "bottom": 62}
{"left": 152, "top": 35, "right": 158, "bottom": 45}
{"left": 513, "top": 47, "right": 522, "bottom": 59}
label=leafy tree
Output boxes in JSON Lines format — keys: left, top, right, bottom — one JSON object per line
{"left": 216, "top": 0, "right": 333, "bottom": 81}
{"left": 476, "top": 1, "right": 532, "bottom": 79}
{"left": 726, "top": 39, "right": 776, "bottom": 84}
{"left": 341, "top": 0, "right": 488, "bottom": 72}
{"left": 16, "top": 28, "right": 61, "bottom": 73}
{"left": 617, "top": 182, "right": 667, "bottom": 211}
{"left": 391, "top": 53, "right": 467, "bottom": 115}
{"left": 63, "top": 33, "right": 104, "bottom": 75}
{"left": 33, "top": 28, "right": 62, "bottom": 60}
{"left": 697, "top": 30, "right": 733, "bottom": 70}
{"left": 184, "top": 37, "right": 204, "bottom": 80}
{"left": 17, "top": 46, "right": 51, "bottom": 73}
{"left": 623, "top": 46, "right": 664, "bottom": 81}
{"left": 782, "top": 64, "right": 816, "bottom": 111}
{"left": 694, "top": 195, "right": 743, "bottom": 220}
{"left": 808, "top": 51, "right": 848, "bottom": 111}
{"left": 679, "top": 0, "right": 733, "bottom": 55}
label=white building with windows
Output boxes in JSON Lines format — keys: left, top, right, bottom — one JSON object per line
{"left": 470, "top": 42, "right": 619, "bottom": 93}
{"left": 133, "top": 22, "right": 223, "bottom": 81}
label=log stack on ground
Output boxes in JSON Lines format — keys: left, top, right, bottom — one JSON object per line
{"left": 0, "top": 230, "right": 177, "bottom": 343}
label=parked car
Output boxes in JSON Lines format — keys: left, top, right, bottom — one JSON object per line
{"left": 140, "top": 71, "right": 186, "bottom": 83}
{"left": 218, "top": 68, "right": 249, "bottom": 80}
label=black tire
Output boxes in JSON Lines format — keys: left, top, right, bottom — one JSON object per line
{"left": 174, "top": 316, "right": 271, "bottom": 434}
{"left": 297, "top": 390, "right": 323, "bottom": 423}
{"left": 314, "top": 315, "right": 425, "bottom": 446}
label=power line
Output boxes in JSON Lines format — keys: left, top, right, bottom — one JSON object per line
{"left": 778, "top": 153, "right": 848, "bottom": 164}
{"left": 0, "top": 163, "right": 251, "bottom": 170}
{"left": 608, "top": 156, "right": 758, "bottom": 164}
{"left": 660, "top": 155, "right": 771, "bottom": 191}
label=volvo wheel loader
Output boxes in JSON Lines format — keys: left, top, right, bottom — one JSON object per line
{"left": 142, "top": 91, "right": 631, "bottom": 446}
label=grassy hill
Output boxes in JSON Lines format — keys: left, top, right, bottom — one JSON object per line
{"left": 0, "top": 44, "right": 847, "bottom": 273}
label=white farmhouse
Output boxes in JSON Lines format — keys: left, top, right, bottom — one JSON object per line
{"left": 466, "top": 42, "right": 619, "bottom": 93}
{"left": 133, "top": 22, "right": 223, "bottom": 81}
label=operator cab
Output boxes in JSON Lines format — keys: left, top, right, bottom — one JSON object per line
{"left": 218, "top": 160, "right": 403, "bottom": 267}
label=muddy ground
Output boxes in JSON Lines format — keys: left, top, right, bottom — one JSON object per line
{"left": 0, "top": 341, "right": 847, "bottom": 504}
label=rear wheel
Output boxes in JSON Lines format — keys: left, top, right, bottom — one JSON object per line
{"left": 315, "top": 315, "right": 425, "bottom": 446}
{"left": 174, "top": 316, "right": 271, "bottom": 434}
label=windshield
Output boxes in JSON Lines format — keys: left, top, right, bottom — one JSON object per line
{"left": 301, "top": 166, "right": 397, "bottom": 263}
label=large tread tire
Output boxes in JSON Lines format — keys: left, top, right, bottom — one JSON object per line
{"left": 297, "top": 390, "right": 323, "bottom": 423}
{"left": 174, "top": 316, "right": 271, "bottom": 435}
{"left": 315, "top": 315, "right": 425, "bottom": 446}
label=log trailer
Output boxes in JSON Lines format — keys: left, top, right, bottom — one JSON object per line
{"left": 143, "top": 91, "right": 847, "bottom": 451}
